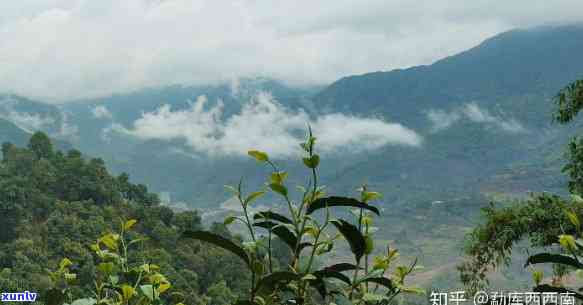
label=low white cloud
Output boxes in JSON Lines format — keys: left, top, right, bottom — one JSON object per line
{"left": 229, "top": 78, "right": 241, "bottom": 98}
{"left": 110, "top": 92, "right": 421, "bottom": 157}
{"left": 53, "top": 110, "right": 79, "bottom": 141}
{"left": 426, "top": 109, "right": 461, "bottom": 132}
{"left": 462, "top": 103, "right": 526, "bottom": 133}
{"left": 426, "top": 102, "right": 526, "bottom": 133}
{"left": 101, "top": 122, "right": 125, "bottom": 143}
{"left": 0, "top": 108, "right": 79, "bottom": 140}
{"left": 0, "top": 97, "right": 79, "bottom": 140}
{"left": 0, "top": 110, "right": 55, "bottom": 133}
{"left": 312, "top": 114, "right": 421, "bottom": 152}
{"left": 91, "top": 105, "right": 113, "bottom": 119}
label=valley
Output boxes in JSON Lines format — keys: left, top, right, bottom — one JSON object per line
{"left": 2, "top": 24, "right": 583, "bottom": 291}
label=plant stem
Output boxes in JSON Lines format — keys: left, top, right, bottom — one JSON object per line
{"left": 296, "top": 134, "right": 319, "bottom": 305}
{"left": 350, "top": 207, "right": 365, "bottom": 300}
{"left": 298, "top": 224, "right": 325, "bottom": 303}
{"left": 349, "top": 257, "right": 362, "bottom": 300}
{"left": 364, "top": 222, "right": 370, "bottom": 292}
{"left": 357, "top": 208, "right": 364, "bottom": 232}
{"left": 242, "top": 203, "right": 257, "bottom": 242}
{"left": 292, "top": 162, "right": 319, "bottom": 271}
{"left": 268, "top": 229, "right": 273, "bottom": 273}
{"left": 251, "top": 270, "right": 256, "bottom": 301}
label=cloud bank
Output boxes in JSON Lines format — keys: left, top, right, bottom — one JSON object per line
{"left": 54, "top": 111, "right": 79, "bottom": 141}
{"left": 1, "top": 1, "right": 582, "bottom": 101}
{"left": 0, "top": 108, "right": 79, "bottom": 140}
{"left": 0, "top": 97, "right": 55, "bottom": 132}
{"left": 0, "top": 110, "right": 55, "bottom": 133}
{"left": 110, "top": 92, "right": 421, "bottom": 157}
{"left": 0, "top": 97, "right": 79, "bottom": 139}
{"left": 92, "top": 105, "right": 113, "bottom": 120}
{"left": 426, "top": 102, "right": 526, "bottom": 133}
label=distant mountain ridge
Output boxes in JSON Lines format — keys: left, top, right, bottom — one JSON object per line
{"left": 315, "top": 24, "right": 583, "bottom": 128}
{"left": 3, "top": 24, "right": 583, "bottom": 288}
{"left": 82, "top": 25, "right": 583, "bottom": 213}
{"left": 0, "top": 95, "right": 73, "bottom": 150}
{"left": 3, "top": 25, "right": 583, "bottom": 206}
{"left": 0, "top": 118, "right": 30, "bottom": 147}
{"left": 64, "top": 77, "right": 321, "bottom": 125}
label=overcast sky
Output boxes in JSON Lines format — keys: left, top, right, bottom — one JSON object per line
{"left": 1, "top": 0, "right": 582, "bottom": 102}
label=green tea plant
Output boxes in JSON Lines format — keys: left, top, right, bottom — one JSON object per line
{"left": 182, "top": 129, "right": 423, "bottom": 305}
{"left": 522, "top": 196, "right": 583, "bottom": 300}
{"left": 47, "top": 219, "right": 179, "bottom": 305}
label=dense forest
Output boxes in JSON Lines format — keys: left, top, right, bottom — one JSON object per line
{"left": 0, "top": 132, "right": 252, "bottom": 305}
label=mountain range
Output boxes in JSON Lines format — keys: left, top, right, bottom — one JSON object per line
{"left": 2, "top": 24, "right": 583, "bottom": 288}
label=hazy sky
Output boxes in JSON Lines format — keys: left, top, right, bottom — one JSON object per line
{"left": 1, "top": 0, "right": 582, "bottom": 102}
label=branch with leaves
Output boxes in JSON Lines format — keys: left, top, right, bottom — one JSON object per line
{"left": 182, "top": 128, "right": 423, "bottom": 305}
{"left": 47, "top": 219, "right": 180, "bottom": 305}
{"left": 522, "top": 201, "right": 583, "bottom": 300}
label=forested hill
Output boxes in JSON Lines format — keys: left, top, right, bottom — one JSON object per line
{"left": 56, "top": 24, "right": 583, "bottom": 208}
{"left": 3, "top": 25, "right": 583, "bottom": 209}
{"left": 0, "top": 132, "right": 250, "bottom": 305}
{"left": 315, "top": 24, "right": 583, "bottom": 128}
{"left": 0, "top": 118, "right": 29, "bottom": 147}
{"left": 0, "top": 117, "right": 73, "bottom": 152}
{"left": 310, "top": 24, "right": 583, "bottom": 202}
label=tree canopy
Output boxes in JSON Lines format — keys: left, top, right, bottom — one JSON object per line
{"left": 0, "top": 133, "right": 249, "bottom": 305}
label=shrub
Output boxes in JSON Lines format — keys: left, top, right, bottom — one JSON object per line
{"left": 182, "top": 129, "right": 423, "bottom": 305}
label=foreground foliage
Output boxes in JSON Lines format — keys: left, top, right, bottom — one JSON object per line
{"left": 182, "top": 129, "right": 423, "bottom": 305}
{"left": 460, "top": 79, "right": 583, "bottom": 291}
{"left": 48, "top": 219, "right": 174, "bottom": 305}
